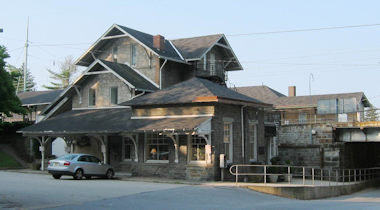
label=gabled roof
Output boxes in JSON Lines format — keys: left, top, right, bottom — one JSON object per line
{"left": 76, "top": 24, "right": 183, "bottom": 66}
{"left": 170, "top": 34, "right": 243, "bottom": 71}
{"left": 17, "top": 90, "right": 63, "bottom": 106}
{"left": 235, "top": 86, "right": 287, "bottom": 104}
{"left": 235, "top": 85, "right": 371, "bottom": 109}
{"left": 170, "top": 34, "right": 223, "bottom": 60}
{"left": 121, "top": 77, "right": 272, "bottom": 108}
{"left": 41, "top": 59, "right": 158, "bottom": 116}
{"left": 76, "top": 24, "right": 242, "bottom": 71}
{"left": 19, "top": 108, "right": 211, "bottom": 135}
{"left": 99, "top": 60, "right": 158, "bottom": 91}
{"left": 274, "top": 92, "right": 371, "bottom": 108}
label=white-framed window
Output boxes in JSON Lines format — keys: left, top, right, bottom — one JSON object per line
{"left": 188, "top": 135, "right": 206, "bottom": 163}
{"left": 299, "top": 113, "right": 307, "bottom": 124}
{"left": 112, "top": 47, "right": 118, "bottom": 62}
{"left": 223, "top": 118, "right": 234, "bottom": 163}
{"left": 122, "top": 138, "right": 133, "bottom": 161}
{"left": 209, "top": 53, "right": 216, "bottom": 75}
{"left": 110, "top": 86, "right": 118, "bottom": 105}
{"left": 145, "top": 133, "right": 169, "bottom": 163}
{"left": 88, "top": 88, "right": 96, "bottom": 106}
{"left": 249, "top": 123, "right": 257, "bottom": 161}
{"left": 268, "top": 137, "right": 278, "bottom": 164}
{"left": 131, "top": 44, "right": 137, "bottom": 66}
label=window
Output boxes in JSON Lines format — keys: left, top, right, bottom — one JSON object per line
{"left": 269, "top": 137, "right": 277, "bottom": 164}
{"left": 299, "top": 113, "right": 307, "bottom": 124}
{"left": 131, "top": 44, "right": 137, "bottom": 66}
{"left": 249, "top": 123, "right": 257, "bottom": 161}
{"left": 223, "top": 120, "right": 233, "bottom": 163}
{"left": 122, "top": 138, "right": 132, "bottom": 161}
{"left": 112, "top": 47, "right": 118, "bottom": 62}
{"left": 209, "top": 53, "right": 216, "bottom": 75}
{"left": 189, "top": 135, "right": 206, "bottom": 162}
{"left": 89, "top": 88, "right": 96, "bottom": 106}
{"left": 146, "top": 133, "right": 169, "bottom": 163}
{"left": 110, "top": 87, "right": 118, "bottom": 105}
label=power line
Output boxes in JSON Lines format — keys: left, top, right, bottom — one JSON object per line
{"left": 227, "top": 23, "right": 380, "bottom": 36}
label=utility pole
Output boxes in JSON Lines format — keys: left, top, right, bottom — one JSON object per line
{"left": 24, "top": 17, "right": 29, "bottom": 92}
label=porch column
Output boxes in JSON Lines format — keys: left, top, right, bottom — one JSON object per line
{"left": 166, "top": 134, "right": 179, "bottom": 163}
{"left": 121, "top": 134, "right": 139, "bottom": 162}
{"left": 89, "top": 135, "right": 107, "bottom": 164}
{"left": 32, "top": 136, "right": 50, "bottom": 171}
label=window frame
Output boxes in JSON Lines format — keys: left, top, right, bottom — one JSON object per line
{"left": 122, "top": 138, "right": 132, "bottom": 162}
{"left": 131, "top": 44, "right": 137, "bottom": 66}
{"left": 188, "top": 135, "right": 207, "bottom": 164}
{"left": 110, "top": 86, "right": 118, "bottom": 106}
{"left": 112, "top": 46, "right": 118, "bottom": 63}
{"left": 88, "top": 88, "right": 96, "bottom": 107}
{"left": 223, "top": 118, "right": 234, "bottom": 164}
{"left": 145, "top": 133, "right": 169, "bottom": 164}
{"left": 248, "top": 122, "right": 258, "bottom": 162}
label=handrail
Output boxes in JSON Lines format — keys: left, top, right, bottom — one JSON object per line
{"left": 229, "top": 164, "right": 380, "bottom": 186}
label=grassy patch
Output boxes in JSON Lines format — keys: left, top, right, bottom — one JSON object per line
{"left": 0, "top": 150, "right": 22, "bottom": 169}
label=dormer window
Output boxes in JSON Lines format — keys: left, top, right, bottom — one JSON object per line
{"left": 112, "top": 47, "right": 118, "bottom": 63}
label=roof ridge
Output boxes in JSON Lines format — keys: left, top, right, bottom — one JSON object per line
{"left": 170, "top": 34, "right": 223, "bottom": 41}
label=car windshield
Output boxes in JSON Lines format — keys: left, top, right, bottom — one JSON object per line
{"left": 57, "top": 154, "right": 78, "bottom": 160}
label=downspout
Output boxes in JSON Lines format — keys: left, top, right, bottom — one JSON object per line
{"left": 241, "top": 105, "right": 247, "bottom": 158}
{"left": 159, "top": 59, "right": 168, "bottom": 89}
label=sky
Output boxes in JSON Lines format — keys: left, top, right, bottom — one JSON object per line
{"left": 1, "top": 0, "right": 380, "bottom": 107}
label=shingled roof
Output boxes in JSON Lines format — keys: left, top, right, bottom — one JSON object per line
{"left": 17, "top": 90, "right": 63, "bottom": 106}
{"left": 121, "top": 77, "right": 272, "bottom": 108}
{"left": 235, "top": 86, "right": 370, "bottom": 109}
{"left": 235, "top": 85, "right": 286, "bottom": 104}
{"left": 19, "top": 108, "right": 211, "bottom": 135}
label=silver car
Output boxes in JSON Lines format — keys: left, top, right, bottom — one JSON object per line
{"left": 47, "top": 154, "right": 114, "bottom": 180}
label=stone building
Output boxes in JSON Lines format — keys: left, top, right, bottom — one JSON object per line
{"left": 18, "top": 24, "right": 274, "bottom": 181}
{"left": 236, "top": 85, "right": 380, "bottom": 171}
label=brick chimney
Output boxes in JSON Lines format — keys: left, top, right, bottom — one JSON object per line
{"left": 288, "top": 86, "right": 296, "bottom": 97}
{"left": 153, "top": 34, "right": 165, "bottom": 51}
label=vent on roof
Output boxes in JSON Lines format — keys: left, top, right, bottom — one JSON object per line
{"left": 153, "top": 35, "right": 165, "bottom": 51}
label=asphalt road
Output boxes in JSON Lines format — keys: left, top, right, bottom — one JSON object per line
{"left": 1, "top": 171, "right": 380, "bottom": 210}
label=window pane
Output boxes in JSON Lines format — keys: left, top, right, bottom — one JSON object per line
{"left": 131, "top": 44, "right": 137, "bottom": 65}
{"left": 111, "top": 87, "right": 118, "bottom": 105}
{"left": 113, "top": 47, "right": 118, "bottom": 62}
{"left": 124, "top": 144, "right": 131, "bottom": 160}
{"left": 147, "top": 145, "right": 157, "bottom": 160}
{"left": 89, "top": 88, "right": 96, "bottom": 106}
{"left": 158, "top": 145, "right": 169, "bottom": 160}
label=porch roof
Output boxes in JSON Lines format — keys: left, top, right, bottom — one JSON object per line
{"left": 18, "top": 108, "right": 210, "bottom": 136}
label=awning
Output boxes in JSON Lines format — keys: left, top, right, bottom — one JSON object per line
{"left": 18, "top": 108, "right": 212, "bottom": 136}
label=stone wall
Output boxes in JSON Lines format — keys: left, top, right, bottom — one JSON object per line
{"left": 278, "top": 124, "right": 341, "bottom": 169}
{"left": 72, "top": 73, "right": 131, "bottom": 108}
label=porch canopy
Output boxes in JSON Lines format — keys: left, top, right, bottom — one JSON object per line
{"left": 18, "top": 107, "right": 211, "bottom": 166}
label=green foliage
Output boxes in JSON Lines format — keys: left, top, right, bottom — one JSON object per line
{"left": 0, "top": 46, "right": 28, "bottom": 117}
{"left": 43, "top": 55, "right": 78, "bottom": 90}
{"left": 6, "top": 63, "right": 36, "bottom": 92}
{"left": 0, "top": 121, "right": 33, "bottom": 133}
{"left": 364, "top": 106, "right": 379, "bottom": 122}
{"left": 0, "top": 150, "right": 22, "bottom": 168}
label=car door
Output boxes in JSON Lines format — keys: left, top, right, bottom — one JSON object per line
{"left": 89, "top": 156, "right": 104, "bottom": 175}
{"left": 77, "top": 155, "right": 92, "bottom": 174}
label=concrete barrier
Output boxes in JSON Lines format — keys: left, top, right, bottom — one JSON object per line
{"left": 244, "top": 179, "right": 380, "bottom": 200}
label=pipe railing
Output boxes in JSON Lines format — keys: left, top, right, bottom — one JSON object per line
{"left": 229, "top": 165, "right": 380, "bottom": 186}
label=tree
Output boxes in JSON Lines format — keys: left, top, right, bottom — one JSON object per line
{"left": 0, "top": 45, "right": 28, "bottom": 117}
{"left": 43, "top": 55, "right": 78, "bottom": 90}
{"left": 364, "top": 106, "right": 379, "bottom": 122}
{"left": 6, "top": 63, "right": 36, "bottom": 92}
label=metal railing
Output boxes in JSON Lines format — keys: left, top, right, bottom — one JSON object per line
{"left": 229, "top": 165, "right": 380, "bottom": 186}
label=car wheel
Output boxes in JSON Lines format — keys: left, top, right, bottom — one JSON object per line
{"left": 73, "top": 169, "right": 83, "bottom": 180}
{"left": 53, "top": 175, "right": 61, "bottom": 179}
{"left": 106, "top": 169, "right": 114, "bottom": 179}
{"left": 85, "top": 176, "right": 91, "bottom": 179}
